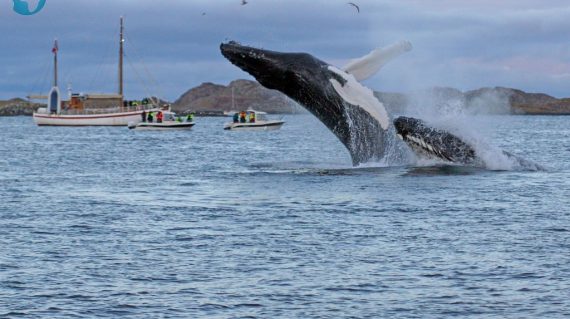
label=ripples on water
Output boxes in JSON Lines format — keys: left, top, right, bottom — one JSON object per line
{"left": 1, "top": 115, "right": 569, "bottom": 318}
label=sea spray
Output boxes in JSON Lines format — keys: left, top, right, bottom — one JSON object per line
{"left": 415, "top": 116, "right": 543, "bottom": 171}
{"left": 390, "top": 86, "right": 547, "bottom": 170}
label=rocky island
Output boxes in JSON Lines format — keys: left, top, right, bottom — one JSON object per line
{"left": 171, "top": 79, "right": 301, "bottom": 115}
{"left": 0, "top": 98, "right": 43, "bottom": 116}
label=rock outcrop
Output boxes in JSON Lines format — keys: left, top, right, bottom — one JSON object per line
{"left": 172, "top": 79, "right": 300, "bottom": 114}
{"left": 0, "top": 98, "right": 42, "bottom": 116}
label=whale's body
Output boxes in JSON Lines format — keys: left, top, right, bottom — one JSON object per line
{"left": 394, "top": 116, "right": 543, "bottom": 170}
{"left": 220, "top": 41, "right": 411, "bottom": 165}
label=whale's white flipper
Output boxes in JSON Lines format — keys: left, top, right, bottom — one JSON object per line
{"left": 343, "top": 40, "right": 412, "bottom": 81}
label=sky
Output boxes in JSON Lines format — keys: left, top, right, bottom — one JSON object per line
{"left": 1, "top": 0, "right": 569, "bottom": 101}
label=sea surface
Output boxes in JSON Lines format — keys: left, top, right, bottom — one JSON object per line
{"left": 1, "top": 114, "right": 569, "bottom": 318}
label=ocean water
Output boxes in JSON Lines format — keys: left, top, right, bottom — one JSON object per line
{"left": 1, "top": 114, "right": 569, "bottom": 318}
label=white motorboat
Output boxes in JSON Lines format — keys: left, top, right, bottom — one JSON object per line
{"left": 224, "top": 110, "right": 284, "bottom": 131}
{"left": 128, "top": 111, "right": 195, "bottom": 130}
{"left": 32, "top": 17, "right": 162, "bottom": 126}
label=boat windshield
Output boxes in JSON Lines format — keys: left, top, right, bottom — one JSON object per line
{"left": 164, "top": 113, "right": 177, "bottom": 121}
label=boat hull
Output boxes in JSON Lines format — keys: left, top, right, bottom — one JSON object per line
{"left": 129, "top": 121, "right": 195, "bottom": 131}
{"left": 33, "top": 110, "right": 152, "bottom": 126}
{"left": 224, "top": 121, "right": 284, "bottom": 131}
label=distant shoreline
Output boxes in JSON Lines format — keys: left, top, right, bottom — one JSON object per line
{"left": 3, "top": 81, "right": 570, "bottom": 117}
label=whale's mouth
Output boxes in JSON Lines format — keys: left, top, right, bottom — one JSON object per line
{"left": 394, "top": 116, "right": 448, "bottom": 160}
{"left": 393, "top": 116, "right": 417, "bottom": 140}
{"left": 394, "top": 116, "right": 477, "bottom": 163}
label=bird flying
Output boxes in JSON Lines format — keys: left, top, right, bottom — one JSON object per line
{"left": 348, "top": 2, "right": 360, "bottom": 13}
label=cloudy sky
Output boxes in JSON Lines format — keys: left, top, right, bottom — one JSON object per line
{"left": 1, "top": 0, "right": 569, "bottom": 101}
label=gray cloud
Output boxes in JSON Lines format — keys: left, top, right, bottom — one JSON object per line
{"left": 1, "top": 0, "right": 568, "bottom": 100}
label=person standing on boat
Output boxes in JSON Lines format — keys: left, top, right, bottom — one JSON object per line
{"left": 240, "top": 111, "right": 246, "bottom": 123}
{"left": 147, "top": 112, "right": 154, "bottom": 123}
{"left": 233, "top": 112, "right": 239, "bottom": 123}
{"left": 141, "top": 110, "right": 147, "bottom": 122}
{"left": 186, "top": 113, "right": 194, "bottom": 122}
{"left": 157, "top": 111, "right": 163, "bottom": 123}
{"left": 249, "top": 112, "right": 255, "bottom": 123}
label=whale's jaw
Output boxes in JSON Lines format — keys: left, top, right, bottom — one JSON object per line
{"left": 220, "top": 41, "right": 391, "bottom": 166}
{"left": 394, "top": 116, "right": 477, "bottom": 164}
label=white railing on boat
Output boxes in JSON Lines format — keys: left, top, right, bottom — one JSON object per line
{"left": 55, "top": 105, "right": 158, "bottom": 115}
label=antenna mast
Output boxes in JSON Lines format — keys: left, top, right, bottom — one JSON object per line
{"left": 53, "top": 39, "right": 58, "bottom": 87}
{"left": 119, "top": 16, "right": 124, "bottom": 97}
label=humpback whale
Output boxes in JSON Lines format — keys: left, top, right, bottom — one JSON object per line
{"left": 394, "top": 116, "right": 543, "bottom": 170}
{"left": 220, "top": 41, "right": 411, "bottom": 165}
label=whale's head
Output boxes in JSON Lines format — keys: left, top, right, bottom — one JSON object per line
{"left": 220, "top": 41, "right": 332, "bottom": 98}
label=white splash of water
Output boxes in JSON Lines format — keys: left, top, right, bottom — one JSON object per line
{"left": 403, "top": 87, "right": 512, "bottom": 120}
{"left": 428, "top": 117, "right": 541, "bottom": 171}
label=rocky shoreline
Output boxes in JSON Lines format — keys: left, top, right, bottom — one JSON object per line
{"left": 0, "top": 98, "right": 44, "bottom": 116}
{"left": 2, "top": 80, "right": 570, "bottom": 116}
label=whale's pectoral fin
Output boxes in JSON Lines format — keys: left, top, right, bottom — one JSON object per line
{"left": 343, "top": 40, "right": 412, "bottom": 82}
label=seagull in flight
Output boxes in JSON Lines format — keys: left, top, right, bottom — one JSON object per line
{"left": 348, "top": 2, "right": 360, "bottom": 13}
{"left": 241, "top": 0, "right": 248, "bottom": 5}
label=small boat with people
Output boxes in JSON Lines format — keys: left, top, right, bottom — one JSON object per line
{"left": 128, "top": 110, "right": 195, "bottom": 130}
{"left": 224, "top": 110, "right": 284, "bottom": 131}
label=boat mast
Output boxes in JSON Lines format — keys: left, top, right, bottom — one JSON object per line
{"left": 53, "top": 39, "right": 58, "bottom": 87}
{"left": 119, "top": 16, "right": 124, "bottom": 98}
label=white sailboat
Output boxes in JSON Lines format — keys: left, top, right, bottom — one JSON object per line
{"left": 32, "top": 17, "right": 161, "bottom": 126}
